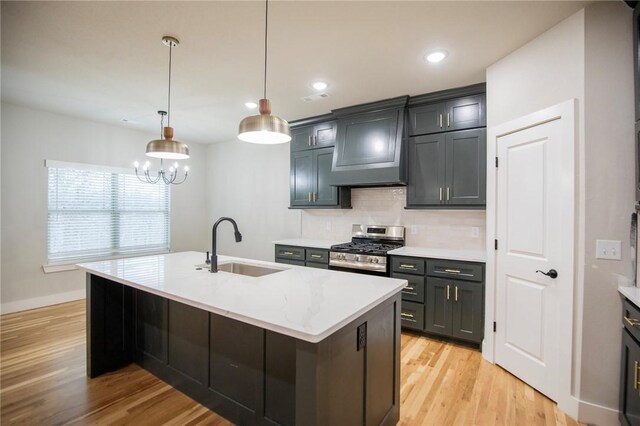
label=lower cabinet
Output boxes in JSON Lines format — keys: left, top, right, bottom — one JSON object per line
{"left": 392, "top": 255, "right": 484, "bottom": 345}
{"left": 621, "top": 298, "right": 640, "bottom": 426}
{"left": 274, "top": 244, "right": 329, "bottom": 269}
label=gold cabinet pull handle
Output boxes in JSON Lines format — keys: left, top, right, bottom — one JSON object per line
{"left": 635, "top": 361, "right": 639, "bottom": 390}
{"left": 444, "top": 268, "right": 461, "bottom": 274}
{"left": 404, "top": 285, "right": 415, "bottom": 291}
{"left": 312, "top": 192, "right": 317, "bottom": 203}
{"left": 399, "top": 264, "right": 415, "bottom": 269}
{"left": 625, "top": 316, "right": 640, "bottom": 327}
{"left": 312, "top": 135, "right": 316, "bottom": 146}
{"left": 447, "top": 112, "right": 451, "bottom": 127}
{"left": 401, "top": 312, "right": 414, "bottom": 318}
{"left": 308, "top": 192, "right": 312, "bottom": 202}
{"left": 282, "top": 251, "right": 294, "bottom": 256}
{"left": 439, "top": 187, "right": 443, "bottom": 201}
{"left": 439, "top": 114, "right": 443, "bottom": 128}
{"left": 455, "top": 286, "right": 459, "bottom": 302}
{"left": 311, "top": 254, "right": 321, "bottom": 258}
{"left": 446, "top": 285, "right": 450, "bottom": 300}
{"left": 446, "top": 187, "right": 450, "bottom": 201}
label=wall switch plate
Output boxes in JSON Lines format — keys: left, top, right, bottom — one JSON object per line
{"left": 471, "top": 227, "right": 480, "bottom": 238}
{"left": 410, "top": 225, "right": 418, "bottom": 235}
{"left": 596, "top": 240, "right": 622, "bottom": 260}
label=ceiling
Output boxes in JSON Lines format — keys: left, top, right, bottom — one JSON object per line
{"left": 1, "top": 1, "right": 590, "bottom": 145}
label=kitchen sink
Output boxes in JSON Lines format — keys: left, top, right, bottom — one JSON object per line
{"left": 195, "top": 262, "right": 285, "bottom": 277}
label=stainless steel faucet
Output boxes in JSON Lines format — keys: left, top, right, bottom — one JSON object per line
{"left": 210, "top": 217, "right": 242, "bottom": 273}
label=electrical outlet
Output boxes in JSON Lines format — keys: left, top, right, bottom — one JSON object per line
{"left": 471, "top": 227, "right": 480, "bottom": 238}
{"left": 410, "top": 225, "right": 418, "bottom": 235}
{"left": 596, "top": 240, "right": 622, "bottom": 260}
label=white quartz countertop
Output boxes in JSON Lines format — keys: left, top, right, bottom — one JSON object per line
{"left": 77, "top": 251, "right": 406, "bottom": 343}
{"left": 272, "top": 239, "right": 343, "bottom": 250}
{"left": 619, "top": 285, "right": 640, "bottom": 307}
{"left": 387, "top": 246, "right": 486, "bottom": 263}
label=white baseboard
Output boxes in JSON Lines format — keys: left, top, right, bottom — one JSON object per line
{"left": 578, "top": 398, "right": 619, "bottom": 426}
{"left": 1, "top": 289, "right": 86, "bottom": 314}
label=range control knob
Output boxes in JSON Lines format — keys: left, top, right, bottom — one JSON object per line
{"left": 372, "top": 258, "right": 379, "bottom": 264}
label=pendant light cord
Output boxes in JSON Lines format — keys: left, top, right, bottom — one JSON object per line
{"left": 167, "top": 42, "right": 172, "bottom": 127}
{"left": 263, "top": 0, "right": 268, "bottom": 100}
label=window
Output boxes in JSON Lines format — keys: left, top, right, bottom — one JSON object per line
{"left": 47, "top": 161, "right": 170, "bottom": 263}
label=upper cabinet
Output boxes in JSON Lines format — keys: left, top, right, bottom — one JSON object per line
{"left": 329, "top": 96, "right": 409, "bottom": 187}
{"left": 406, "top": 84, "right": 487, "bottom": 208}
{"left": 289, "top": 116, "right": 351, "bottom": 209}
{"left": 409, "top": 93, "right": 486, "bottom": 136}
{"left": 291, "top": 120, "right": 338, "bottom": 152}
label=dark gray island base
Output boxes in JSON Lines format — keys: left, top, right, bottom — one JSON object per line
{"left": 87, "top": 273, "right": 401, "bottom": 426}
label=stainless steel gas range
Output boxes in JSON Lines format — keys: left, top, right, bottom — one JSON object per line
{"left": 329, "top": 224, "right": 405, "bottom": 276}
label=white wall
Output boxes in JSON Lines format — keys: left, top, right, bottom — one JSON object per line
{"left": 487, "top": 3, "right": 634, "bottom": 423}
{"left": 205, "top": 140, "right": 300, "bottom": 261}
{"left": 0, "top": 103, "right": 209, "bottom": 313}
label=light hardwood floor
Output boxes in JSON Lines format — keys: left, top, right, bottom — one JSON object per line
{"left": 0, "top": 300, "right": 581, "bottom": 425}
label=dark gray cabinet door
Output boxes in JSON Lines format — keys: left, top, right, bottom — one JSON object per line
{"left": 136, "top": 291, "right": 167, "bottom": 363}
{"left": 451, "top": 281, "right": 484, "bottom": 343}
{"left": 313, "top": 147, "right": 339, "bottom": 205}
{"left": 445, "top": 95, "right": 486, "bottom": 131}
{"left": 210, "top": 314, "right": 264, "bottom": 411}
{"left": 290, "top": 150, "right": 314, "bottom": 207}
{"left": 167, "top": 300, "right": 209, "bottom": 386}
{"left": 621, "top": 330, "right": 640, "bottom": 426}
{"left": 408, "top": 102, "right": 445, "bottom": 136}
{"left": 407, "top": 134, "right": 446, "bottom": 206}
{"left": 445, "top": 128, "right": 486, "bottom": 206}
{"left": 313, "top": 121, "right": 337, "bottom": 148}
{"left": 424, "top": 278, "right": 452, "bottom": 336}
{"left": 291, "top": 125, "right": 315, "bottom": 152}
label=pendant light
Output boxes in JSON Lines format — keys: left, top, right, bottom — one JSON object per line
{"left": 238, "top": 0, "right": 291, "bottom": 144}
{"left": 146, "top": 36, "right": 190, "bottom": 159}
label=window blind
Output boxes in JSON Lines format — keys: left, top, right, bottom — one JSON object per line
{"left": 47, "top": 164, "right": 170, "bottom": 263}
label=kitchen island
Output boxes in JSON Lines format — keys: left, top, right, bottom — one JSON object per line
{"left": 78, "top": 251, "right": 406, "bottom": 426}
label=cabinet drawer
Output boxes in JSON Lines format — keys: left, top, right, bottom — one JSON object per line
{"left": 391, "top": 257, "right": 425, "bottom": 275}
{"left": 392, "top": 273, "right": 425, "bottom": 303}
{"left": 400, "top": 301, "right": 424, "bottom": 331}
{"left": 275, "top": 258, "right": 305, "bottom": 267}
{"left": 624, "top": 299, "right": 640, "bottom": 343}
{"left": 275, "top": 245, "right": 305, "bottom": 261}
{"left": 306, "top": 262, "right": 329, "bottom": 270}
{"left": 306, "top": 249, "right": 329, "bottom": 264}
{"left": 426, "top": 259, "right": 483, "bottom": 282}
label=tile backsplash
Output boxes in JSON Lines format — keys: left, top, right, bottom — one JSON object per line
{"left": 300, "top": 187, "right": 486, "bottom": 250}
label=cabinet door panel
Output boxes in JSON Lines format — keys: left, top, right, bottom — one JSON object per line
{"left": 210, "top": 315, "right": 264, "bottom": 410}
{"left": 313, "top": 121, "right": 337, "bottom": 148}
{"left": 291, "top": 125, "right": 314, "bottom": 152}
{"left": 407, "top": 134, "right": 446, "bottom": 206}
{"left": 366, "top": 303, "right": 396, "bottom": 426}
{"left": 167, "top": 300, "right": 209, "bottom": 385}
{"left": 621, "top": 330, "right": 640, "bottom": 426}
{"left": 445, "top": 128, "right": 486, "bottom": 206}
{"left": 290, "top": 150, "right": 314, "bottom": 206}
{"left": 424, "top": 278, "right": 452, "bottom": 336}
{"left": 451, "top": 281, "right": 484, "bottom": 343}
{"left": 314, "top": 147, "right": 339, "bottom": 205}
{"left": 446, "top": 95, "right": 485, "bottom": 131}
{"left": 409, "top": 102, "right": 445, "bottom": 136}
{"left": 136, "top": 291, "right": 167, "bottom": 362}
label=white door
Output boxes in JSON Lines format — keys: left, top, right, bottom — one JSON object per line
{"left": 494, "top": 114, "right": 573, "bottom": 402}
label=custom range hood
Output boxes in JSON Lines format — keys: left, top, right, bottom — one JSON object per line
{"left": 329, "top": 96, "right": 409, "bottom": 187}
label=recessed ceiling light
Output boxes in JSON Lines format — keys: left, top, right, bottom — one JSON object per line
{"left": 245, "top": 102, "right": 258, "bottom": 109}
{"left": 425, "top": 50, "right": 448, "bottom": 63}
{"left": 312, "top": 81, "right": 328, "bottom": 91}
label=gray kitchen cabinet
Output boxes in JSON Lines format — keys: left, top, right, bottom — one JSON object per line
{"left": 135, "top": 290, "right": 167, "bottom": 363}
{"left": 621, "top": 298, "right": 640, "bottom": 426}
{"left": 290, "top": 121, "right": 337, "bottom": 152}
{"left": 391, "top": 255, "right": 484, "bottom": 345}
{"left": 408, "top": 91, "right": 486, "bottom": 136}
{"left": 407, "top": 128, "right": 486, "bottom": 208}
{"left": 289, "top": 123, "right": 351, "bottom": 209}
{"left": 275, "top": 244, "right": 329, "bottom": 269}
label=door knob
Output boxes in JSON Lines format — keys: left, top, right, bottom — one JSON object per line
{"left": 536, "top": 269, "right": 558, "bottom": 279}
